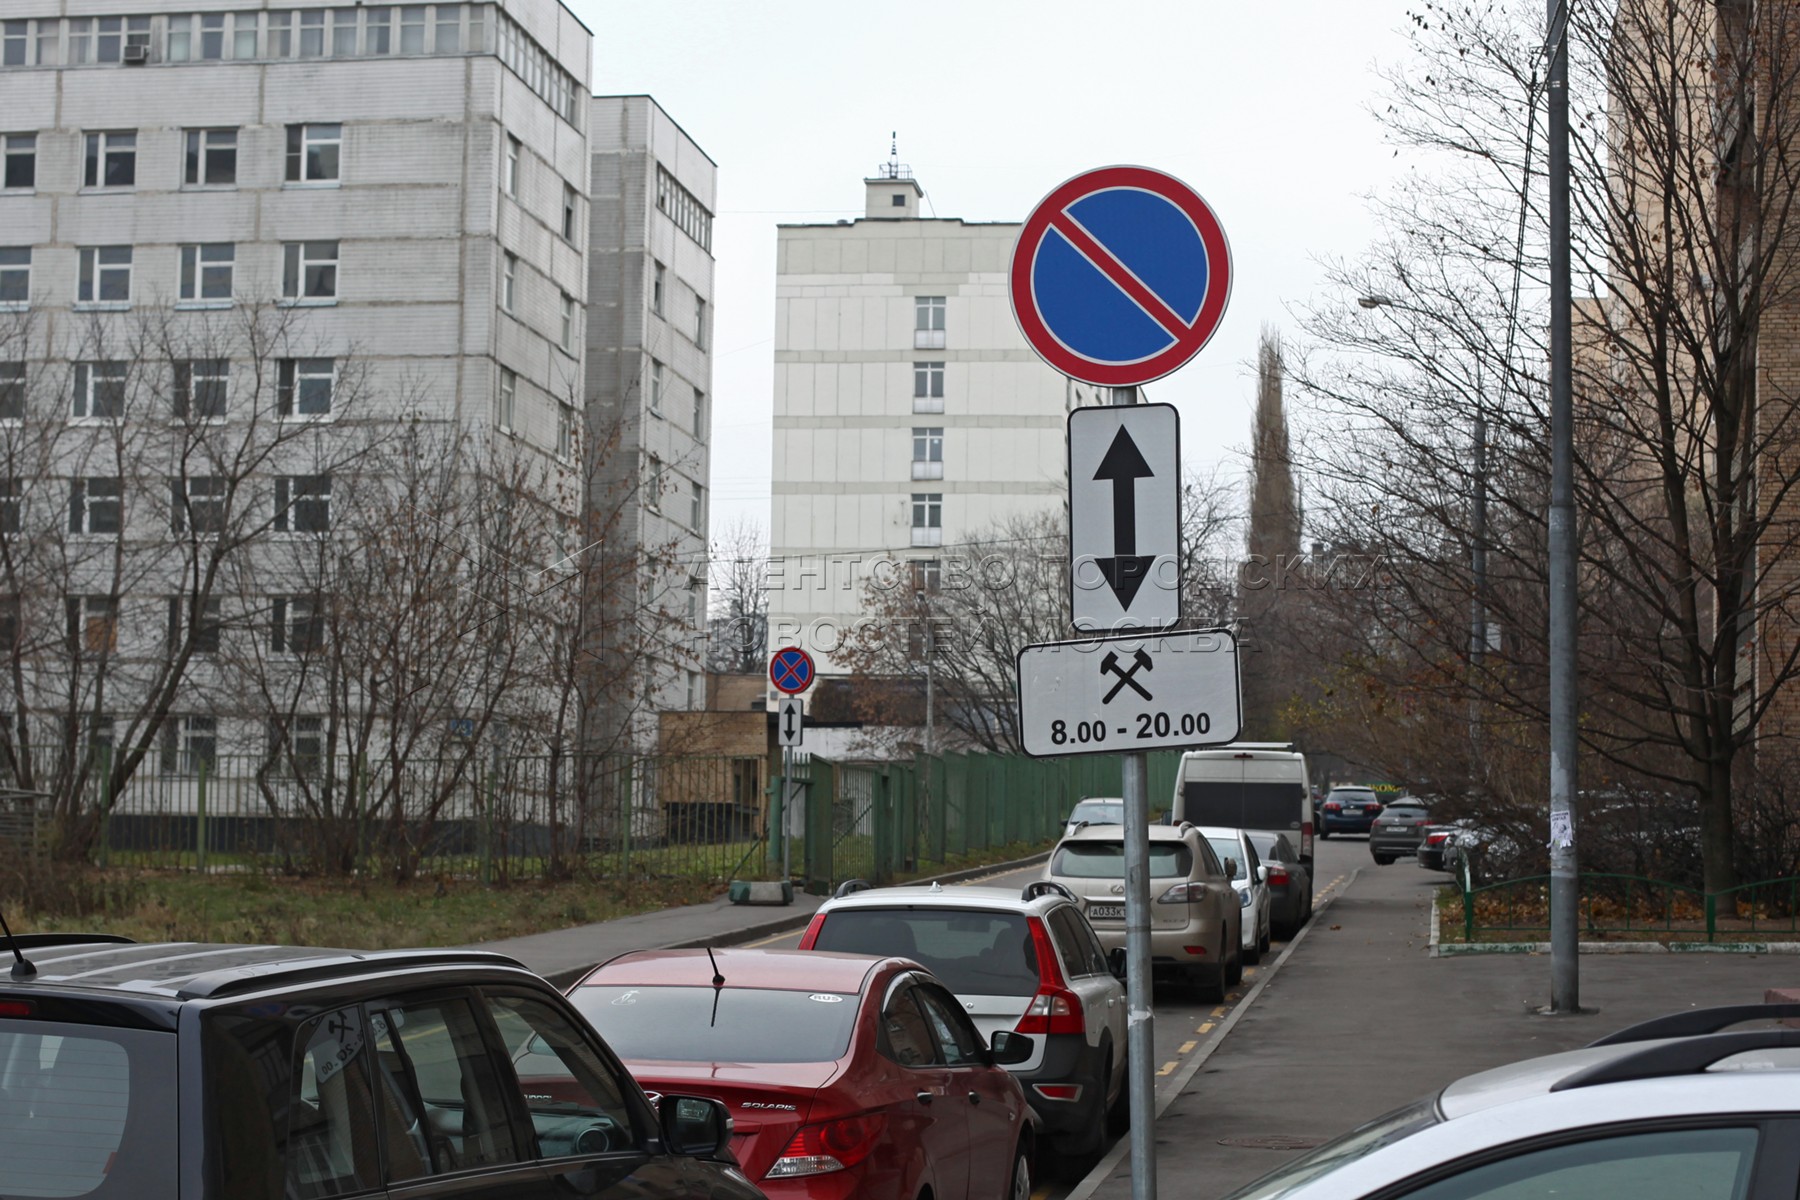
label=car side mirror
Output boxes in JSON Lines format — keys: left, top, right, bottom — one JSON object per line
{"left": 990, "top": 1030, "right": 1033, "bottom": 1065}
{"left": 1256, "top": 864, "right": 1270, "bottom": 883}
{"left": 660, "top": 1094, "right": 732, "bottom": 1158}
{"left": 1107, "top": 946, "right": 1128, "bottom": 983}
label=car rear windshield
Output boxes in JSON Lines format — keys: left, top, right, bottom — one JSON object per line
{"left": 811, "top": 908, "right": 1042, "bottom": 997}
{"left": 1071, "top": 801, "right": 1123, "bottom": 823}
{"left": 570, "top": 986, "right": 861, "bottom": 1063}
{"left": 0, "top": 1018, "right": 178, "bottom": 1200}
{"left": 1053, "top": 841, "right": 1192, "bottom": 880}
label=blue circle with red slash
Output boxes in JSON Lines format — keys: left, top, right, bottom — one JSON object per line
{"left": 769, "top": 647, "right": 816, "bottom": 695}
{"left": 1010, "top": 165, "right": 1232, "bottom": 388}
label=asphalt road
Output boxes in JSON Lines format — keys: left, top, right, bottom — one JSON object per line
{"left": 748, "top": 837, "right": 1370, "bottom": 1198}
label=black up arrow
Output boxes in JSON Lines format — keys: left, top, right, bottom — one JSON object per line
{"left": 1094, "top": 426, "right": 1156, "bottom": 609}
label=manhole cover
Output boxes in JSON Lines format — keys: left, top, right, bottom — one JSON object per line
{"left": 1218, "top": 1135, "right": 1324, "bottom": 1151}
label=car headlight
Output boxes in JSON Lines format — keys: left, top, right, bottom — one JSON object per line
{"left": 1237, "top": 888, "right": 1252, "bottom": 908}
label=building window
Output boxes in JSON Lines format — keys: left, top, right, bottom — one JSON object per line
{"left": 68, "top": 15, "right": 148, "bottom": 64}
{"left": 275, "top": 474, "right": 331, "bottom": 533}
{"left": 171, "top": 475, "right": 227, "bottom": 535}
{"left": 399, "top": 5, "right": 426, "bottom": 53}
{"left": 693, "top": 389, "right": 706, "bottom": 440}
{"left": 913, "top": 362, "right": 945, "bottom": 413}
{"left": 76, "top": 246, "right": 133, "bottom": 305}
{"left": 562, "top": 184, "right": 578, "bottom": 242}
{"left": 0, "top": 478, "right": 20, "bottom": 535}
{"left": 652, "top": 261, "right": 664, "bottom": 315}
{"left": 165, "top": 14, "right": 191, "bottom": 59}
{"left": 436, "top": 4, "right": 463, "bottom": 51}
{"left": 282, "top": 241, "right": 338, "bottom": 301}
{"left": 271, "top": 597, "right": 324, "bottom": 654}
{"left": 278, "top": 358, "right": 334, "bottom": 417}
{"left": 69, "top": 477, "right": 123, "bottom": 535}
{"left": 330, "top": 8, "right": 358, "bottom": 55}
{"left": 270, "top": 714, "right": 325, "bottom": 775}
{"left": 559, "top": 292, "right": 576, "bottom": 353}
{"left": 364, "top": 6, "right": 391, "bottom": 54}
{"left": 285, "top": 123, "right": 341, "bottom": 183}
{"left": 267, "top": 10, "right": 292, "bottom": 56}
{"left": 183, "top": 128, "right": 237, "bottom": 186}
{"left": 910, "top": 492, "right": 942, "bottom": 547}
{"left": 649, "top": 359, "right": 663, "bottom": 414}
{"left": 167, "top": 596, "right": 223, "bottom": 655}
{"left": 912, "top": 427, "right": 944, "bottom": 480}
{"left": 297, "top": 9, "right": 325, "bottom": 57}
{"left": 2, "top": 135, "right": 34, "bottom": 190}
{"left": 231, "top": 11, "right": 258, "bottom": 57}
{"left": 0, "top": 248, "right": 27, "bottom": 307}
{"left": 160, "top": 715, "right": 218, "bottom": 775}
{"left": 646, "top": 456, "right": 662, "bottom": 510}
{"left": 690, "top": 481, "right": 705, "bottom": 531}
{"left": 694, "top": 296, "right": 707, "bottom": 349}
{"left": 914, "top": 296, "right": 946, "bottom": 349}
{"left": 83, "top": 131, "right": 136, "bottom": 189}
{"left": 501, "top": 252, "right": 517, "bottom": 312}
{"left": 503, "top": 135, "right": 519, "bottom": 196}
{"left": 72, "top": 362, "right": 127, "bottom": 420}
{"left": 911, "top": 559, "right": 942, "bottom": 593}
{"left": 0, "top": 363, "right": 23, "bottom": 420}
{"left": 67, "top": 596, "right": 118, "bottom": 654}
{"left": 892, "top": 193, "right": 906, "bottom": 208}
{"left": 179, "top": 244, "right": 235, "bottom": 303}
{"left": 198, "top": 12, "right": 227, "bottom": 58}
{"left": 654, "top": 165, "right": 713, "bottom": 251}
{"left": 555, "top": 403, "right": 576, "bottom": 461}
{"left": 497, "top": 367, "right": 516, "bottom": 431}
{"left": 1, "top": 21, "right": 27, "bottom": 66}
{"left": 173, "top": 359, "right": 229, "bottom": 421}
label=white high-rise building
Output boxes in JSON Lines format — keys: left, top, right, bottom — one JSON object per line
{"left": 767, "top": 165, "right": 1103, "bottom": 681}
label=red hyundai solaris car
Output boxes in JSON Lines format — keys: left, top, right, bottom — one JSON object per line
{"left": 559, "top": 949, "right": 1036, "bottom": 1200}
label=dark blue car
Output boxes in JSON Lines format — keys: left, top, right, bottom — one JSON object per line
{"left": 1319, "top": 786, "right": 1384, "bottom": 836}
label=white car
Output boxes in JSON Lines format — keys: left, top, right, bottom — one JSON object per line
{"left": 798, "top": 879, "right": 1129, "bottom": 1162}
{"left": 1224, "top": 1002, "right": 1800, "bottom": 1199}
{"left": 1064, "top": 796, "right": 1125, "bottom": 839}
{"left": 1197, "top": 825, "right": 1273, "bottom": 964}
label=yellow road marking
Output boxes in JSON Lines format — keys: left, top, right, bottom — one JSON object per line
{"left": 1226, "top": 992, "right": 1241, "bottom": 1001}
{"left": 1198, "top": 1022, "right": 1215, "bottom": 1033}
{"left": 1211, "top": 1006, "right": 1227, "bottom": 1018}
{"left": 1178, "top": 1040, "right": 1196, "bottom": 1054}
{"left": 1243, "top": 967, "right": 1258, "bottom": 978}
{"left": 742, "top": 928, "right": 800, "bottom": 948}
{"left": 1032, "top": 1190, "right": 1050, "bottom": 1200}
{"left": 1157, "top": 1061, "right": 1177, "bottom": 1076}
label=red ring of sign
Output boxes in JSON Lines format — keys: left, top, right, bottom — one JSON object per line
{"left": 769, "top": 647, "right": 816, "bottom": 695}
{"left": 1009, "top": 165, "right": 1232, "bottom": 388}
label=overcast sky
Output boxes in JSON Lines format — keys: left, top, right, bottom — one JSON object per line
{"left": 570, "top": 0, "right": 1422, "bottom": 541}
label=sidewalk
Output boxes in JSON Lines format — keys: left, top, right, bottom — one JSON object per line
{"left": 1088, "top": 857, "right": 1797, "bottom": 1200}
{"left": 471, "top": 852, "right": 1049, "bottom": 988}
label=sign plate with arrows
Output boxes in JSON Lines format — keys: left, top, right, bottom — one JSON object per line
{"left": 1068, "top": 403, "right": 1181, "bottom": 631}
{"left": 778, "top": 696, "right": 804, "bottom": 748}
{"left": 1016, "top": 629, "right": 1241, "bottom": 758}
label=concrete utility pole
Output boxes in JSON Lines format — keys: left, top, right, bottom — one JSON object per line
{"left": 1112, "top": 383, "right": 1156, "bottom": 1200}
{"left": 1546, "top": 0, "right": 1580, "bottom": 1013}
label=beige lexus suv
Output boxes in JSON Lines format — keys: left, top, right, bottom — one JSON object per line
{"left": 1043, "top": 822, "right": 1243, "bottom": 999}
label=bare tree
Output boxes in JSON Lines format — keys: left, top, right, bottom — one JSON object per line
{"left": 705, "top": 515, "right": 768, "bottom": 675}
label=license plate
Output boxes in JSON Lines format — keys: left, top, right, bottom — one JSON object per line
{"left": 1087, "top": 904, "right": 1125, "bottom": 920}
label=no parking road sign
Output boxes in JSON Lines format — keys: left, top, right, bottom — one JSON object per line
{"left": 1010, "top": 166, "right": 1232, "bottom": 388}
{"left": 769, "top": 647, "right": 815, "bottom": 696}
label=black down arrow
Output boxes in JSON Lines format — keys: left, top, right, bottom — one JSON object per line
{"left": 1094, "top": 426, "right": 1156, "bottom": 609}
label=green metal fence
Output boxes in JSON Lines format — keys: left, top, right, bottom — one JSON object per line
{"left": 1451, "top": 866, "right": 1800, "bottom": 944}
{"left": 32, "top": 746, "right": 1181, "bottom": 888}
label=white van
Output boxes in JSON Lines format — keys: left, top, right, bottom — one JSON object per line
{"left": 1170, "top": 743, "right": 1314, "bottom": 868}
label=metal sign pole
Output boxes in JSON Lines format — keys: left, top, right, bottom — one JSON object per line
{"left": 1113, "top": 384, "right": 1156, "bottom": 1200}
{"left": 780, "top": 745, "right": 792, "bottom": 881}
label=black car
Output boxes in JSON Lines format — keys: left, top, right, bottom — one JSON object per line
{"left": 1318, "top": 787, "right": 1383, "bottom": 836}
{"left": 0, "top": 933, "right": 759, "bottom": 1200}
{"left": 1369, "top": 797, "right": 1433, "bottom": 864}
{"left": 1246, "top": 830, "right": 1313, "bottom": 938}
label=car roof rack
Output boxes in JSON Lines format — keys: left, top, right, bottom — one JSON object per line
{"left": 832, "top": 878, "right": 875, "bottom": 899}
{"left": 1550, "top": 1028, "right": 1800, "bottom": 1092}
{"left": 0, "top": 933, "right": 136, "bottom": 953}
{"left": 1588, "top": 1002, "right": 1800, "bottom": 1046}
{"left": 176, "top": 948, "right": 528, "bottom": 1000}
{"left": 1021, "top": 881, "right": 1076, "bottom": 904}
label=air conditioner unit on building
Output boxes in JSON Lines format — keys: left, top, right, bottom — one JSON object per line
{"left": 122, "top": 43, "right": 150, "bottom": 64}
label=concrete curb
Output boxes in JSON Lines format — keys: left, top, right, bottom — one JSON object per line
{"left": 1429, "top": 920, "right": 1800, "bottom": 958}
{"left": 541, "top": 851, "right": 1054, "bottom": 989}
{"left": 1060, "top": 870, "right": 1361, "bottom": 1200}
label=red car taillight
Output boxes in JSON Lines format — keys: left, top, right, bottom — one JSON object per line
{"left": 767, "top": 1113, "right": 885, "bottom": 1178}
{"left": 1015, "top": 917, "right": 1085, "bottom": 1036}
{"left": 1265, "top": 867, "right": 1289, "bottom": 886}
{"left": 1323, "top": 802, "right": 1341, "bottom": 812}
{"left": 1365, "top": 804, "right": 1381, "bottom": 813}
{"left": 1157, "top": 882, "right": 1208, "bottom": 904}
{"left": 796, "top": 914, "right": 826, "bottom": 950}
{"left": 0, "top": 999, "right": 33, "bottom": 1018}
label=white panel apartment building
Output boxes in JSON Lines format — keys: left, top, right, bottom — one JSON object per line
{"left": 768, "top": 168, "right": 1103, "bottom": 680}
{"left": 0, "top": 1, "right": 591, "bottom": 764}
{"left": 586, "top": 94, "right": 715, "bottom": 749}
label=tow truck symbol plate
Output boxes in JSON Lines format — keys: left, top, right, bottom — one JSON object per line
{"left": 1100, "top": 649, "right": 1153, "bottom": 703}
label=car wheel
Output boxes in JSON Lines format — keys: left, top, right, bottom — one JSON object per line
{"left": 1226, "top": 940, "right": 1244, "bottom": 987}
{"left": 1193, "top": 962, "right": 1225, "bottom": 1001}
{"left": 1373, "top": 854, "right": 1394, "bottom": 865}
{"left": 1258, "top": 919, "right": 1272, "bottom": 956}
{"left": 1009, "top": 1140, "right": 1032, "bottom": 1200}
{"left": 1319, "top": 829, "right": 1331, "bottom": 839}
{"left": 1104, "top": 1051, "right": 1129, "bottom": 1136}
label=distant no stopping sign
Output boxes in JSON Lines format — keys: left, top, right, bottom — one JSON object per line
{"left": 1010, "top": 166, "right": 1232, "bottom": 388}
{"left": 769, "top": 647, "right": 816, "bottom": 695}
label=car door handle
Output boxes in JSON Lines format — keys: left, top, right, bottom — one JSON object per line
{"left": 916, "top": 1091, "right": 934, "bottom": 1105}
